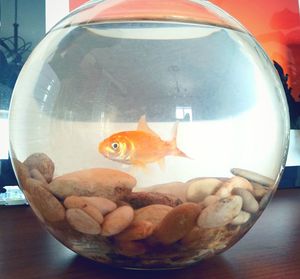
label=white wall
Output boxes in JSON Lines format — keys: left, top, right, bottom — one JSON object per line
{"left": 45, "top": 0, "right": 69, "bottom": 32}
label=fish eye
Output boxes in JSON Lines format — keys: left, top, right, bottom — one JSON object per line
{"left": 111, "top": 142, "right": 119, "bottom": 150}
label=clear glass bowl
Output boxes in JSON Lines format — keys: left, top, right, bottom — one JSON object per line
{"left": 9, "top": 0, "right": 290, "bottom": 269}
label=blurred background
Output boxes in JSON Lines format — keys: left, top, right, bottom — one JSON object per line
{"left": 0, "top": 0, "right": 299, "bottom": 193}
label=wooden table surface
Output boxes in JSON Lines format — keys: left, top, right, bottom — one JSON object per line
{"left": 0, "top": 189, "right": 300, "bottom": 279}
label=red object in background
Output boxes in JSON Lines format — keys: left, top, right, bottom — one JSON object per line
{"left": 67, "top": 0, "right": 240, "bottom": 29}
{"left": 69, "top": 0, "right": 300, "bottom": 102}
{"left": 69, "top": 0, "right": 89, "bottom": 11}
{"left": 211, "top": 0, "right": 300, "bottom": 101}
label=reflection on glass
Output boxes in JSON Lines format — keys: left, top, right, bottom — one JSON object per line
{"left": 0, "top": 110, "right": 9, "bottom": 160}
{"left": 176, "top": 106, "right": 192, "bottom": 121}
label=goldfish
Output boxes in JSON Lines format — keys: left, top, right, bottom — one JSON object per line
{"left": 98, "top": 115, "right": 189, "bottom": 168}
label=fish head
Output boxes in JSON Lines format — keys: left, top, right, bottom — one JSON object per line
{"left": 98, "top": 133, "right": 132, "bottom": 163}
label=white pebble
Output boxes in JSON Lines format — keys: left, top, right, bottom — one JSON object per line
{"left": 197, "top": 195, "right": 243, "bottom": 228}
{"left": 231, "top": 211, "right": 251, "bottom": 225}
{"left": 232, "top": 188, "right": 259, "bottom": 214}
{"left": 215, "top": 176, "right": 253, "bottom": 198}
{"left": 203, "top": 195, "right": 220, "bottom": 207}
{"left": 186, "top": 178, "right": 222, "bottom": 202}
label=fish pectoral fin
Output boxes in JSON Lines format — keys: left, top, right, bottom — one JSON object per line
{"left": 130, "top": 159, "right": 147, "bottom": 168}
{"left": 130, "top": 160, "right": 151, "bottom": 174}
{"left": 157, "top": 158, "right": 166, "bottom": 171}
{"left": 137, "top": 115, "right": 160, "bottom": 137}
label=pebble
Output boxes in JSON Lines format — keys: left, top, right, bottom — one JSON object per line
{"left": 28, "top": 179, "right": 65, "bottom": 223}
{"left": 115, "top": 220, "right": 154, "bottom": 241}
{"left": 215, "top": 176, "right": 253, "bottom": 198}
{"left": 232, "top": 188, "right": 259, "bottom": 214}
{"left": 115, "top": 240, "right": 146, "bottom": 257}
{"left": 26, "top": 177, "right": 47, "bottom": 192}
{"left": 47, "top": 168, "right": 136, "bottom": 200}
{"left": 121, "top": 191, "right": 182, "bottom": 209}
{"left": 81, "top": 196, "right": 117, "bottom": 215}
{"left": 133, "top": 204, "right": 173, "bottom": 226}
{"left": 64, "top": 195, "right": 116, "bottom": 216}
{"left": 80, "top": 204, "right": 104, "bottom": 224}
{"left": 186, "top": 178, "right": 222, "bottom": 202}
{"left": 30, "top": 168, "right": 48, "bottom": 184}
{"left": 23, "top": 153, "right": 55, "bottom": 183}
{"left": 252, "top": 182, "right": 268, "bottom": 200}
{"left": 231, "top": 168, "right": 274, "bottom": 187}
{"left": 181, "top": 225, "right": 240, "bottom": 250}
{"left": 23, "top": 190, "right": 45, "bottom": 223}
{"left": 197, "top": 195, "right": 243, "bottom": 228}
{"left": 66, "top": 208, "right": 101, "bottom": 235}
{"left": 202, "top": 195, "right": 220, "bottom": 207}
{"left": 13, "top": 159, "right": 30, "bottom": 191}
{"left": 64, "top": 196, "right": 104, "bottom": 224}
{"left": 102, "top": 206, "right": 134, "bottom": 236}
{"left": 230, "top": 211, "right": 251, "bottom": 225}
{"left": 180, "top": 226, "right": 204, "bottom": 248}
{"left": 133, "top": 181, "right": 188, "bottom": 202}
{"left": 153, "top": 203, "right": 202, "bottom": 245}
{"left": 259, "top": 190, "right": 274, "bottom": 209}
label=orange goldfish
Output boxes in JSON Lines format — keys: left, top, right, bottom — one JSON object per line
{"left": 98, "top": 115, "right": 189, "bottom": 168}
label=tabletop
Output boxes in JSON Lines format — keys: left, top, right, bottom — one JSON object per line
{"left": 0, "top": 188, "right": 300, "bottom": 279}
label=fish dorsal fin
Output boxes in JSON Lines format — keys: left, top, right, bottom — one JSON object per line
{"left": 137, "top": 115, "right": 160, "bottom": 137}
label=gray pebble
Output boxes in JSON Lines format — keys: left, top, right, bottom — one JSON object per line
{"left": 232, "top": 188, "right": 259, "bottom": 214}
{"left": 231, "top": 168, "right": 274, "bottom": 187}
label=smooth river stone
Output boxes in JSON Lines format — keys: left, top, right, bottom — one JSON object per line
{"left": 28, "top": 179, "right": 66, "bottom": 223}
{"left": 24, "top": 153, "right": 55, "bottom": 183}
{"left": 252, "top": 182, "right": 268, "bottom": 200}
{"left": 66, "top": 208, "right": 101, "bottom": 235}
{"left": 186, "top": 178, "right": 222, "bottom": 202}
{"left": 81, "top": 196, "right": 117, "bottom": 215}
{"left": 115, "top": 240, "right": 147, "bottom": 257}
{"left": 181, "top": 225, "right": 240, "bottom": 250}
{"left": 230, "top": 211, "right": 251, "bottom": 225}
{"left": 231, "top": 168, "right": 275, "bottom": 187}
{"left": 47, "top": 168, "right": 136, "bottom": 200}
{"left": 202, "top": 195, "right": 220, "bottom": 207}
{"left": 121, "top": 191, "right": 182, "bottom": 209}
{"left": 64, "top": 196, "right": 104, "bottom": 224}
{"left": 197, "top": 195, "right": 243, "bottom": 228}
{"left": 133, "top": 204, "right": 173, "bottom": 226}
{"left": 232, "top": 188, "right": 259, "bottom": 214}
{"left": 115, "top": 220, "right": 154, "bottom": 241}
{"left": 133, "top": 181, "right": 188, "bottom": 201}
{"left": 215, "top": 176, "right": 253, "bottom": 198}
{"left": 30, "top": 168, "right": 47, "bottom": 184}
{"left": 101, "top": 206, "right": 134, "bottom": 236}
{"left": 13, "top": 159, "right": 30, "bottom": 191}
{"left": 153, "top": 203, "right": 202, "bottom": 245}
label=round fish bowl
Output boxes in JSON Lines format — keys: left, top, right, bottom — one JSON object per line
{"left": 9, "top": 0, "right": 289, "bottom": 269}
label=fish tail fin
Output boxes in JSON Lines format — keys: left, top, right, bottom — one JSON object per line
{"left": 172, "top": 146, "right": 191, "bottom": 158}
{"left": 168, "top": 121, "right": 191, "bottom": 159}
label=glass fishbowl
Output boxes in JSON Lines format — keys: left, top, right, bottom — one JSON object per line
{"left": 9, "top": 0, "right": 289, "bottom": 269}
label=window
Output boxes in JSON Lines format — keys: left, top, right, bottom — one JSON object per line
{"left": 176, "top": 106, "right": 192, "bottom": 121}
